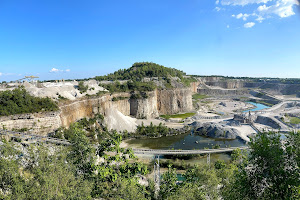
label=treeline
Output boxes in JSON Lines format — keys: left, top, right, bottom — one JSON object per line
{"left": 1, "top": 125, "right": 300, "bottom": 199}
{"left": 99, "top": 80, "right": 156, "bottom": 94}
{"left": 0, "top": 87, "right": 58, "bottom": 116}
{"left": 134, "top": 122, "right": 183, "bottom": 138}
{"left": 95, "top": 62, "right": 196, "bottom": 88}
{"left": 0, "top": 124, "right": 151, "bottom": 200}
{"left": 95, "top": 62, "right": 186, "bottom": 81}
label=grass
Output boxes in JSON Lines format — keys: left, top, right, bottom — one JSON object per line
{"left": 160, "top": 112, "right": 196, "bottom": 120}
{"left": 192, "top": 93, "right": 209, "bottom": 100}
{"left": 201, "top": 100, "right": 213, "bottom": 104}
{"left": 289, "top": 117, "right": 300, "bottom": 125}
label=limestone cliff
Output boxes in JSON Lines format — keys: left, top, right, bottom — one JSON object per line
{"left": 0, "top": 88, "right": 193, "bottom": 135}
{"left": 130, "top": 91, "right": 159, "bottom": 119}
{"left": 60, "top": 93, "right": 131, "bottom": 127}
{"left": 0, "top": 112, "right": 61, "bottom": 136}
{"left": 157, "top": 88, "right": 193, "bottom": 115}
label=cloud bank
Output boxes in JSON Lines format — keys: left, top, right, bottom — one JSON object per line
{"left": 217, "top": 0, "right": 299, "bottom": 28}
{"left": 49, "top": 68, "right": 71, "bottom": 73}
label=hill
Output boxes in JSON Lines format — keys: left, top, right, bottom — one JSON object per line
{"left": 95, "top": 62, "right": 196, "bottom": 92}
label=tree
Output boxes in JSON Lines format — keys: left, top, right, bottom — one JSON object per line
{"left": 184, "top": 164, "right": 221, "bottom": 200}
{"left": 77, "top": 81, "right": 88, "bottom": 94}
{"left": 159, "top": 165, "right": 178, "bottom": 199}
{"left": 222, "top": 132, "right": 300, "bottom": 200}
{"left": 25, "top": 146, "right": 92, "bottom": 200}
{"left": 0, "top": 142, "right": 26, "bottom": 200}
{"left": 67, "top": 123, "right": 95, "bottom": 177}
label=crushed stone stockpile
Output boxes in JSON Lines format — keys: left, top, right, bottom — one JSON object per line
{"left": 104, "top": 108, "right": 137, "bottom": 133}
{"left": 23, "top": 80, "right": 107, "bottom": 100}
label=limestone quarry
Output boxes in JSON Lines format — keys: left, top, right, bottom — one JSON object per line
{"left": 1, "top": 75, "right": 300, "bottom": 144}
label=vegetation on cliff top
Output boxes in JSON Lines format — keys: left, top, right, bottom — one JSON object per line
{"left": 99, "top": 80, "right": 156, "bottom": 94}
{"left": 95, "top": 62, "right": 197, "bottom": 90}
{"left": 0, "top": 87, "right": 58, "bottom": 116}
{"left": 95, "top": 62, "right": 186, "bottom": 81}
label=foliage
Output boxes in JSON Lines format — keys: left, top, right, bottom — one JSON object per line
{"left": 184, "top": 164, "right": 221, "bottom": 200}
{"left": 134, "top": 122, "right": 182, "bottom": 138}
{"left": 0, "top": 87, "right": 58, "bottom": 116}
{"left": 95, "top": 62, "right": 186, "bottom": 81}
{"left": 0, "top": 143, "right": 92, "bottom": 200}
{"left": 100, "top": 80, "right": 156, "bottom": 94}
{"left": 111, "top": 96, "right": 128, "bottom": 101}
{"left": 77, "top": 81, "right": 88, "bottom": 94}
{"left": 95, "top": 62, "right": 196, "bottom": 89}
{"left": 159, "top": 165, "right": 178, "bottom": 199}
{"left": 167, "top": 182, "right": 206, "bottom": 200}
{"left": 222, "top": 132, "right": 300, "bottom": 200}
{"left": 289, "top": 117, "right": 300, "bottom": 125}
{"left": 192, "top": 93, "right": 209, "bottom": 100}
{"left": 67, "top": 124, "right": 95, "bottom": 177}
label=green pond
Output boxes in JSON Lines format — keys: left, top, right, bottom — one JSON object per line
{"left": 127, "top": 133, "right": 245, "bottom": 150}
{"left": 127, "top": 132, "right": 245, "bottom": 163}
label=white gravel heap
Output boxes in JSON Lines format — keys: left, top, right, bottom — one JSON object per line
{"left": 104, "top": 108, "right": 137, "bottom": 133}
{"left": 23, "top": 80, "right": 107, "bottom": 101}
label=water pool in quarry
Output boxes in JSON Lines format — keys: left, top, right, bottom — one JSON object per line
{"left": 127, "top": 133, "right": 245, "bottom": 150}
{"left": 243, "top": 102, "right": 270, "bottom": 112}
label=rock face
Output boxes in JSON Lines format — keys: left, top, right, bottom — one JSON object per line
{"left": 0, "top": 112, "right": 61, "bottom": 136}
{"left": 255, "top": 115, "right": 281, "bottom": 129}
{"left": 0, "top": 88, "right": 193, "bottom": 135}
{"left": 130, "top": 91, "right": 159, "bottom": 119}
{"left": 157, "top": 89, "right": 193, "bottom": 115}
{"left": 60, "top": 93, "right": 131, "bottom": 127}
{"left": 197, "top": 88, "right": 249, "bottom": 96}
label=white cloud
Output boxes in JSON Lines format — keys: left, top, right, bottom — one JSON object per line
{"left": 255, "top": 15, "right": 265, "bottom": 22}
{"left": 50, "top": 68, "right": 60, "bottom": 73}
{"left": 257, "top": 0, "right": 299, "bottom": 18}
{"left": 227, "top": 25, "right": 230, "bottom": 28}
{"left": 220, "top": 0, "right": 299, "bottom": 28}
{"left": 216, "top": 0, "right": 220, "bottom": 4}
{"left": 0, "top": 72, "right": 2, "bottom": 76}
{"left": 215, "top": 7, "right": 221, "bottom": 11}
{"left": 244, "top": 22, "right": 256, "bottom": 27}
{"left": 234, "top": 13, "right": 251, "bottom": 20}
{"left": 49, "top": 68, "right": 70, "bottom": 73}
{"left": 221, "top": 0, "right": 272, "bottom": 6}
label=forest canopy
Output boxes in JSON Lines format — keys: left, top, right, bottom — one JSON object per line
{"left": 0, "top": 87, "right": 58, "bottom": 116}
{"left": 95, "top": 62, "right": 188, "bottom": 81}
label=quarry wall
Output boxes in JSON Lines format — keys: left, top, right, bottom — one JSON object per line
{"left": 0, "top": 88, "right": 193, "bottom": 135}
{"left": 0, "top": 112, "right": 61, "bottom": 136}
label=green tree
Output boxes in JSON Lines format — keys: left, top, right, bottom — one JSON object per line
{"left": 0, "top": 142, "right": 26, "bottom": 200}
{"left": 222, "top": 132, "right": 300, "bottom": 200}
{"left": 159, "top": 166, "right": 178, "bottom": 199}
{"left": 67, "top": 123, "right": 95, "bottom": 177}
{"left": 77, "top": 81, "right": 88, "bottom": 93}
{"left": 184, "top": 164, "right": 221, "bottom": 200}
{"left": 25, "top": 146, "right": 92, "bottom": 200}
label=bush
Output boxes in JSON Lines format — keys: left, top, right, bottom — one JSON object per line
{"left": 78, "top": 81, "right": 88, "bottom": 93}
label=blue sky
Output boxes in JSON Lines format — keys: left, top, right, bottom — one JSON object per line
{"left": 0, "top": 0, "right": 299, "bottom": 81}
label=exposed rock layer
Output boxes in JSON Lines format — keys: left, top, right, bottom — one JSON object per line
{"left": 0, "top": 88, "right": 193, "bottom": 135}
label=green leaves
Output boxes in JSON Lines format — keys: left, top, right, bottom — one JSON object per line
{"left": 0, "top": 87, "right": 58, "bottom": 116}
{"left": 222, "top": 131, "right": 300, "bottom": 200}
